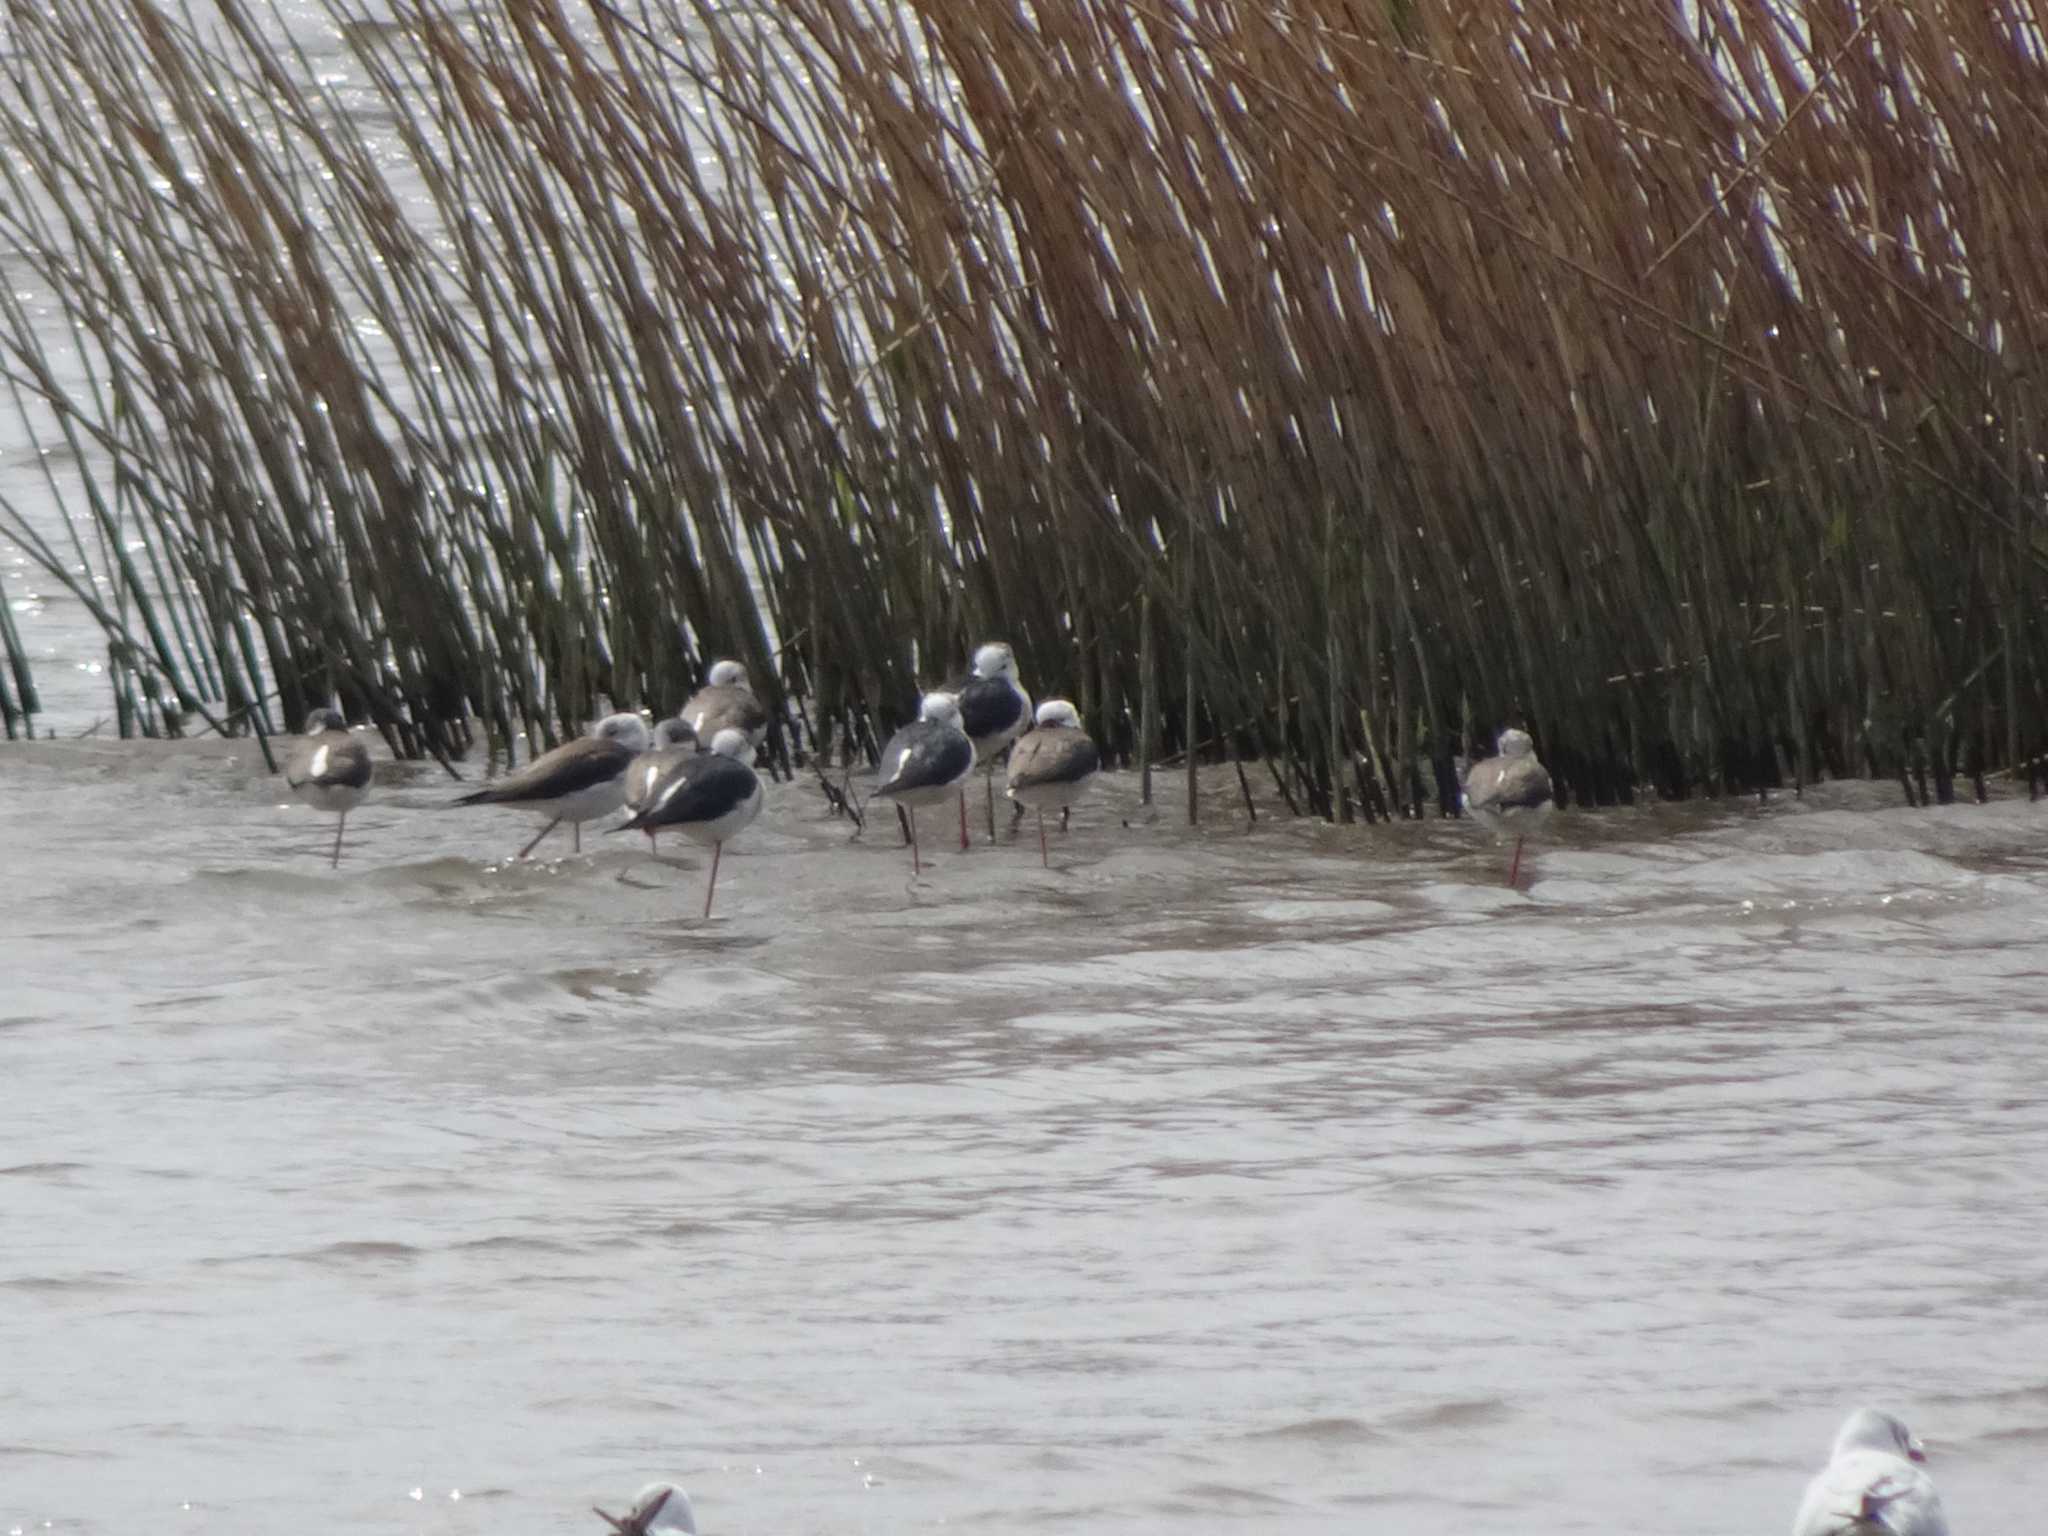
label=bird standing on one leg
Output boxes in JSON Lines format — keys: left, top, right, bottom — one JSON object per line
{"left": 954, "top": 640, "right": 1031, "bottom": 848}
{"left": 613, "top": 727, "right": 762, "bottom": 918}
{"left": 624, "top": 715, "right": 699, "bottom": 856}
{"left": 1461, "top": 726, "right": 1553, "bottom": 888}
{"left": 452, "top": 712, "right": 652, "bottom": 859}
{"left": 873, "top": 692, "right": 975, "bottom": 876}
{"left": 681, "top": 658, "right": 769, "bottom": 753}
{"left": 284, "top": 707, "right": 373, "bottom": 868}
{"left": 1006, "top": 699, "right": 1100, "bottom": 868}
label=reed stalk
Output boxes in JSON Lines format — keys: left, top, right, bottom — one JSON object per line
{"left": 0, "top": 0, "right": 2039, "bottom": 817}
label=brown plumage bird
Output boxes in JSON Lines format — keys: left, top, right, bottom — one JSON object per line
{"left": 1462, "top": 727, "right": 1553, "bottom": 888}
{"left": 284, "top": 707, "right": 373, "bottom": 868}
{"left": 680, "top": 659, "right": 768, "bottom": 752}
{"left": 623, "top": 715, "right": 699, "bottom": 854}
{"left": 1006, "top": 699, "right": 1100, "bottom": 867}
{"left": 452, "top": 712, "right": 652, "bottom": 859}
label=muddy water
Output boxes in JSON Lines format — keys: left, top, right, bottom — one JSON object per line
{"left": 6, "top": 6, "right": 2044, "bottom": 1526}
{"left": 3, "top": 740, "right": 2044, "bottom": 1533}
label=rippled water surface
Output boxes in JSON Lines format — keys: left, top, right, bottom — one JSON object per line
{"left": 5, "top": 7, "right": 2043, "bottom": 1528}
{"left": 5, "top": 739, "right": 2046, "bottom": 1533}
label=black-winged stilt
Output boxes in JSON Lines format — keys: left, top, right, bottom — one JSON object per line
{"left": 955, "top": 640, "right": 1031, "bottom": 847}
{"left": 624, "top": 715, "right": 699, "bottom": 854}
{"left": 614, "top": 727, "right": 762, "bottom": 917}
{"left": 283, "top": 707, "right": 373, "bottom": 868}
{"left": 873, "top": 691, "right": 974, "bottom": 875}
{"left": 682, "top": 659, "right": 768, "bottom": 751}
{"left": 453, "top": 711, "right": 653, "bottom": 859}
{"left": 1461, "top": 726, "right": 1553, "bottom": 887}
{"left": 1005, "top": 698, "right": 1100, "bottom": 867}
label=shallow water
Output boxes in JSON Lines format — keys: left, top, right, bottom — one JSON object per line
{"left": 5, "top": 8, "right": 2043, "bottom": 1526}
{"left": 4, "top": 740, "right": 2045, "bottom": 1533}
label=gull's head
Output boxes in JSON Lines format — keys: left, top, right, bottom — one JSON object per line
{"left": 595, "top": 712, "right": 654, "bottom": 754}
{"left": 708, "top": 727, "right": 752, "bottom": 761}
{"left": 707, "top": 658, "right": 749, "bottom": 689}
{"left": 971, "top": 641, "right": 1017, "bottom": 680}
{"left": 593, "top": 1481, "right": 697, "bottom": 1536}
{"left": 653, "top": 716, "right": 698, "bottom": 750}
{"left": 303, "top": 706, "right": 348, "bottom": 735}
{"left": 1832, "top": 1408, "right": 1927, "bottom": 1464}
{"left": 920, "top": 691, "right": 963, "bottom": 728}
{"left": 1035, "top": 698, "right": 1082, "bottom": 730}
{"left": 1497, "top": 727, "right": 1536, "bottom": 758}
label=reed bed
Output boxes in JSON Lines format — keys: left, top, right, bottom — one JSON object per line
{"left": 1, "top": 0, "right": 2044, "bottom": 808}
{"left": 0, "top": 561, "right": 33, "bottom": 739}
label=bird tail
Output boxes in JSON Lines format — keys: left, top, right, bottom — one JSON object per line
{"left": 452, "top": 788, "right": 502, "bottom": 806}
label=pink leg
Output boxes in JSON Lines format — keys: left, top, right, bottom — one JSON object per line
{"left": 1039, "top": 810, "right": 1048, "bottom": 868}
{"left": 330, "top": 812, "right": 346, "bottom": 869}
{"left": 1507, "top": 835, "right": 1525, "bottom": 888}
{"left": 703, "top": 841, "right": 722, "bottom": 918}
{"left": 958, "top": 789, "right": 970, "bottom": 851}
{"left": 984, "top": 768, "right": 997, "bottom": 843}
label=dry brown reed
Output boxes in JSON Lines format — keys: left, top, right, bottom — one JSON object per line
{"left": 1, "top": 0, "right": 2044, "bottom": 806}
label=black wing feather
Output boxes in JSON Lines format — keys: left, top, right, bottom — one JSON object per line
{"left": 956, "top": 676, "right": 1025, "bottom": 741}
{"left": 620, "top": 753, "right": 756, "bottom": 830}
{"left": 877, "top": 721, "right": 973, "bottom": 794}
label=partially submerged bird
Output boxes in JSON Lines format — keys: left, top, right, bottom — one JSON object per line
{"left": 1461, "top": 726, "right": 1553, "bottom": 888}
{"left": 955, "top": 640, "right": 1032, "bottom": 848}
{"left": 873, "top": 691, "right": 975, "bottom": 876}
{"left": 284, "top": 706, "right": 373, "bottom": 868}
{"left": 594, "top": 1481, "right": 696, "bottom": 1536}
{"left": 453, "top": 711, "right": 653, "bottom": 860}
{"left": 1006, "top": 698, "right": 1100, "bottom": 867}
{"left": 613, "top": 727, "right": 763, "bottom": 918}
{"left": 1792, "top": 1408, "right": 1947, "bottom": 1536}
{"left": 681, "top": 658, "right": 769, "bottom": 753}
{"left": 624, "top": 715, "right": 700, "bottom": 854}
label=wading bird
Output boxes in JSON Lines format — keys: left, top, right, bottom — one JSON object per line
{"left": 593, "top": 1481, "right": 696, "bottom": 1536}
{"left": 681, "top": 658, "right": 768, "bottom": 752}
{"left": 453, "top": 712, "right": 652, "bottom": 860}
{"left": 613, "top": 727, "right": 762, "bottom": 918}
{"left": 1462, "top": 726, "right": 1553, "bottom": 888}
{"left": 624, "top": 715, "right": 699, "bottom": 854}
{"left": 284, "top": 707, "right": 373, "bottom": 868}
{"left": 954, "top": 640, "right": 1031, "bottom": 847}
{"left": 1006, "top": 699, "right": 1100, "bottom": 867}
{"left": 873, "top": 691, "right": 974, "bottom": 876}
{"left": 1792, "top": 1408, "right": 1946, "bottom": 1536}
